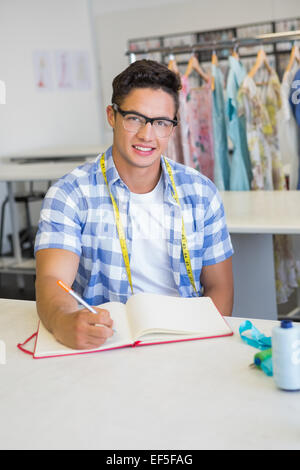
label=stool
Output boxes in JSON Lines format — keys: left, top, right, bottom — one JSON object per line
{"left": 0, "top": 182, "right": 48, "bottom": 258}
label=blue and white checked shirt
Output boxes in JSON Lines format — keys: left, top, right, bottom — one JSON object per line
{"left": 35, "top": 146, "right": 234, "bottom": 305}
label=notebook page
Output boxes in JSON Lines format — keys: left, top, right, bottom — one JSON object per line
{"left": 34, "top": 302, "right": 131, "bottom": 357}
{"left": 126, "top": 293, "right": 231, "bottom": 341}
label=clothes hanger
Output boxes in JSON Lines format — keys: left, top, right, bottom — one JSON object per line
{"left": 167, "top": 53, "right": 180, "bottom": 74}
{"left": 285, "top": 44, "right": 300, "bottom": 73}
{"left": 248, "top": 47, "right": 272, "bottom": 79}
{"left": 231, "top": 41, "right": 240, "bottom": 60}
{"left": 211, "top": 44, "right": 219, "bottom": 66}
{"left": 211, "top": 53, "right": 218, "bottom": 65}
{"left": 184, "top": 51, "right": 210, "bottom": 83}
{"left": 210, "top": 49, "right": 218, "bottom": 91}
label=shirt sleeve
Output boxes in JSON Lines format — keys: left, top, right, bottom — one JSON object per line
{"left": 202, "top": 181, "right": 234, "bottom": 266}
{"left": 34, "top": 181, "right": 83, "bottom": 256}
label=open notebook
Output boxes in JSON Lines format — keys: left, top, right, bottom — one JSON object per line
{"left": 20, "top": 293, "right": 233, "bottom": 359}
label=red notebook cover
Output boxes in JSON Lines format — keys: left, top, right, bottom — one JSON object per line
{"left": 18, "top": 323, "right": 233, "bottom": 359}
{"left": 17, "top": 294, "right": 233, "bottom": 359}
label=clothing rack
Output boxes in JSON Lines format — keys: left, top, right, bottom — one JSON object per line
{"left": 126, "top": 30, "right": 300, "bottom": 59}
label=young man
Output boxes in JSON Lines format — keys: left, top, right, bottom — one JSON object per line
{"left": 35, "top": 60, "right": 234, "bottom": 350}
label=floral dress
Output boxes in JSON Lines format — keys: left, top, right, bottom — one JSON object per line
{"left": 238, "top": 71, "right": 286, "bottom": 191}
{"left": 177, "top": 74, "right": 192, "bottom": 168}
{"left": 238, "top": 69, "right": 299, "bottom": 303}
{"left": 166, "top": 75, "right": 186, "bottom": 165}
{"left": 166, "top": 117, "right": 184, "bottom": 164}
{"left": 184, "top": 77, "right": 215, "bottom": 181}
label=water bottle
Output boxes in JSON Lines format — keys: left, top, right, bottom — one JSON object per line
{"left": 272, "top": 320, "right": 300, "bottom": 391}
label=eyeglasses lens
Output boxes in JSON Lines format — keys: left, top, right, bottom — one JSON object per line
{"left": 123, "top": 115, "right": 173, "bottom": 137}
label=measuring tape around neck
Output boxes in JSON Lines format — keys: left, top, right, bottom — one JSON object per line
{"left": 163, "top": 158, "right": 198, "bottom": 295}
{"left": 100, "top": 153, "right": 198, "bottom": 296}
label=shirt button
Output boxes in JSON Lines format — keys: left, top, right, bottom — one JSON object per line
{"left": 122, "top": 273, "right": 127, "bottom": 280}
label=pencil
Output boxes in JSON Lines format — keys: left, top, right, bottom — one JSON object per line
{"left": 57, "top": 280, "right": 116, "bottom": 333}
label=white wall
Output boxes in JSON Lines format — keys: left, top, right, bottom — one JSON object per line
{"left": 93, "top": 0, "right": 300, "bottom": 143}
{"left": 0, "top": 0, "right": 103, "bottom": 157}
{"left": 1, "top": 0, "right": 299, "bottom": 155}
{"left": 0, "top": 0, "right": 103, "bottom": 253}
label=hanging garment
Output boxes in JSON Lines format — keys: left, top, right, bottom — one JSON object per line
{"left": 273, "top": 234, "right": 300, "bottom": 304}
{"left": 278, "top": 67, "right": 300, "bottom": 190}
{"left": 239, "top": 69, "right": 299, "bottom": 303}
{"left": 226, "top": 56, "right": 252, "bottom": 190}
{"left": 176, "top": 75, "right": 192, "bottom": 167}
{"left": 289, "top": 68, "right": 300, "bottom": 189}
{"left": 185, "top": 77, "right": 215, "bottom": 181}
{"left": 166, "top": 75, "right": 188, "bottom": 165}
{"left": 166, "top": 116, "right": 184, "bottom": 164}
{"left": 238, "top": 71, "right": 286, "bottom": 191}
{"left": 264, "top": 71, "right": 287, "bottom": 191}
{"left": 286, "top": 68, "right": 300, "bottom": 302}
{"left": 212, "top": 63, "right": 230, "bottom": 190}
{"left": 269, "top": 71, "right": 300, "bottom": 303}
{"left": 289, "top": 68, "right": 300, "bottom": 125}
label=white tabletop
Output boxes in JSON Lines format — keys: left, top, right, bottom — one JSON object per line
{"left": 0, "top": 160, "right": 97, "bottom": 182}
{"left": 0, "top": 298, "right": 299, "bottom": 450}
{"left": 1, "top": 144, "right": 108, "bottom": 161}
{"left": 0, "top": 145, "right": 108, "bottom": 182}
{"left": 221, "top": 190, "right": 300, "bottom": 234}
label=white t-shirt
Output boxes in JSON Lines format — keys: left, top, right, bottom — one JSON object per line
{"left": 129, "top": 174, "right": 179, "bottom": 296}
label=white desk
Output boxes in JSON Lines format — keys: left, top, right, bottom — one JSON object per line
{"left": 0, "top": 145, "right": 107, "bottom": 268}
{"left": 221, "top": 191, "right": 300, "bottom": 320}
{"left": 2, "top": 145, "right": 107, "bottom": 162}
{"left": 222, "top": 191, "right": 300, "bottom": 234}
{"left": 0, "top": 298, "right": 299, "bottom": 450}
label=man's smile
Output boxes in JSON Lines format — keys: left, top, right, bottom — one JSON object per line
{"left": 132, "top": 145, "right": 156, "bottom": 156}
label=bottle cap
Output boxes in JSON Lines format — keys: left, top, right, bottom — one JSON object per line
{"left": 280, "top": 320, "right": 293, "bottom": 329}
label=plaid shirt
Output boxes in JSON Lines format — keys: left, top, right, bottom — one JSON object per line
{"left": 35, "top": 146, "right": 233, "bottom": 305}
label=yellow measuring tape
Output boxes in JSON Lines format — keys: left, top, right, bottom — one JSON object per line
{"left": 100, "top": 153, "right": 198, "bottom": 296}
{"left": 100, "top": 154, "right": 134, "bottom": 294}
{"left": 163, "top": 158, "right": 198, "bottom": 294}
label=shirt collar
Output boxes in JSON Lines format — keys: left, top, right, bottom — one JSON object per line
{"left": 160, "top": 155, "right": 179, "bottom": 204}
{"left": 98, "top": 146, "right": 177, "bottom": 203}
{"left": 96, "top": 145, "right": 122, "bottom": 191}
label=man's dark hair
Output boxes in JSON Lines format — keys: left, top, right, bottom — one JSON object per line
{"left": 111, "top": 59, "right": 182, "bottom": 116}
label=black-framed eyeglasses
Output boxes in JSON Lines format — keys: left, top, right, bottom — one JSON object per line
{"left": 112, "top": 103, "right": 178, "bottom": 138}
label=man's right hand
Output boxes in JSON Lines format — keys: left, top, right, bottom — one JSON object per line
{"left": 35, "top": 249, "right": 116, "bottom": 350}
{"left": 53, "top": 307, "right": 114, "bottom": 350}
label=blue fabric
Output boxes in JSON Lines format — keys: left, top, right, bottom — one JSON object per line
{"left": 226, "top": 56, "right": 252, "bottom": 191}
{"left": 289, "top": 68, "right": 300, "bottom": 189}
{"left": 212, "top": 64, "right": 230, "bottom": 190}
{"left": 35, "top": 146, "right": 234, "bottom": 306}
{"left": 289, "top": 68, "right": 300, "bottom": 125}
